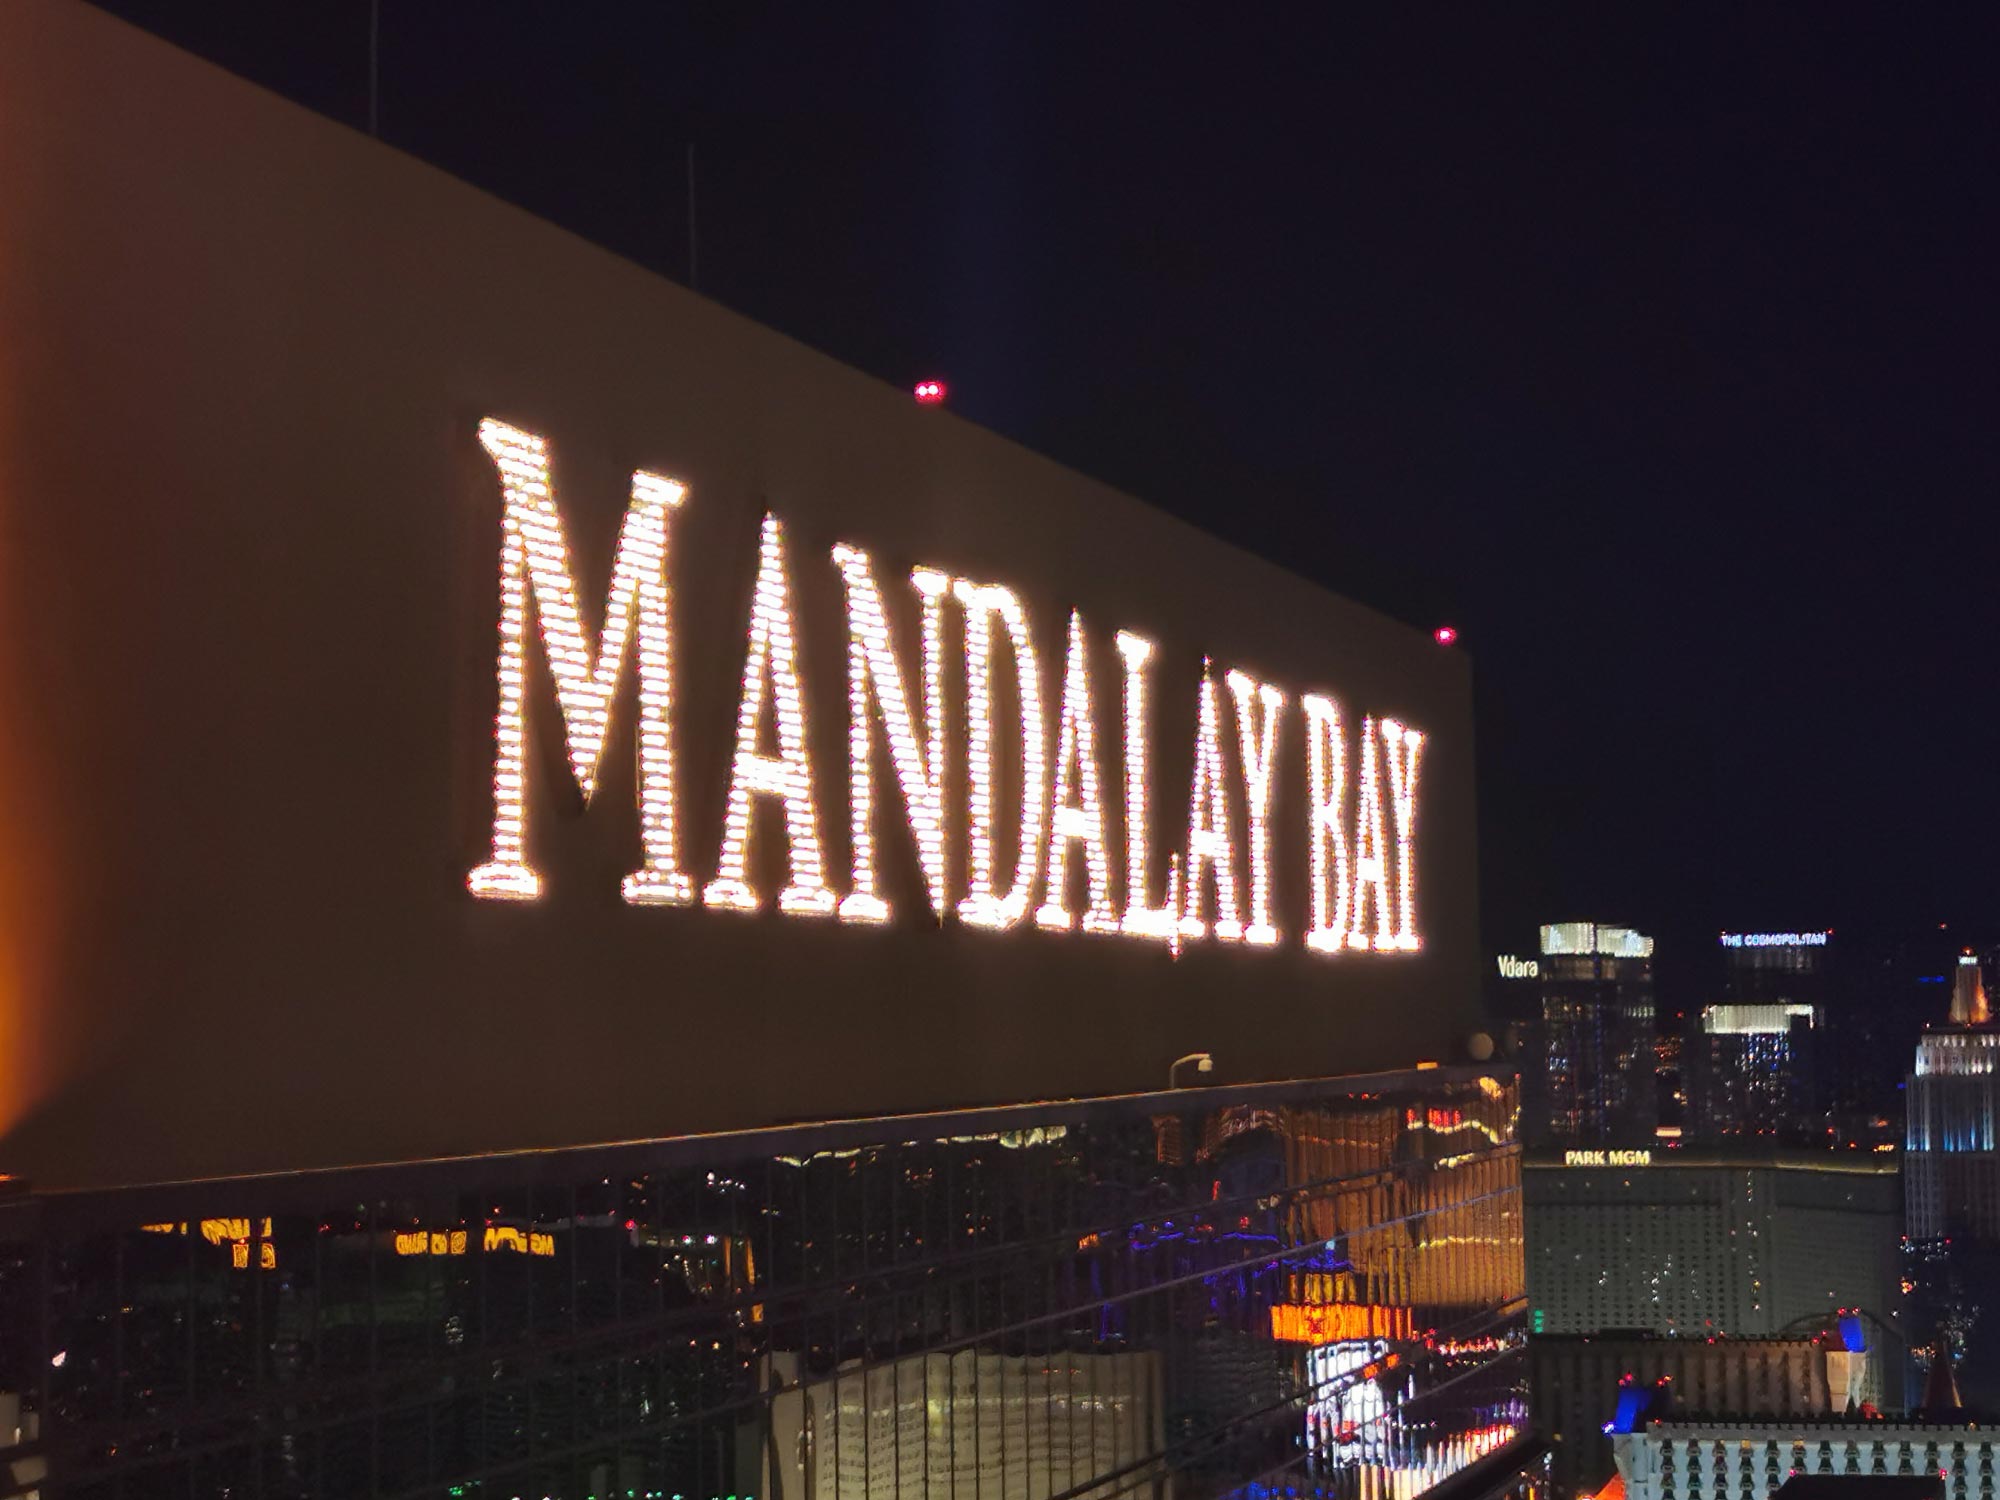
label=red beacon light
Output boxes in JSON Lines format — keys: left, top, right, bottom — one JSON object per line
{"left": 1434, "top": 625, "right": 1458, "bottom": 646}
{"left": 913, "top": 379, "right": 947, "bottom": 405}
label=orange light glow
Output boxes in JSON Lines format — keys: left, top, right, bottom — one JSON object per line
{"left": 1269, "top": 1303, "right": 1415, "bottom": 1344}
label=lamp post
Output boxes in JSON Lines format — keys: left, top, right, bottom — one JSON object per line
{"left": 1169, "top": 1052, "right": 1214, "bottom": 1089}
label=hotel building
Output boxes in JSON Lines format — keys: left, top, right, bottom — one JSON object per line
{"left": 0, "top": 5, "right": 1532, "bottom": 1498}
{"left": 1516, "top": 925, "right": 1658, "bottom": 1150}
{"left": 1680, "top": 934, "right": 1832, "bottom": 1145}
{"left": 1907, "top": 957, "right": 2000, "bottom": 1243}
{"left": 1613, "top": 1416, "right": 2000, "bottom": 1500}
{"left": 1524, "top": 1153, "right": 1901, "bottom": 1354}
{"left": 1530, "top": 1335, "right": 1854, "bottom": 1498}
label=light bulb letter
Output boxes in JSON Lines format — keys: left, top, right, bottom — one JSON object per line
{"left": 1225, "top": 668, "right": 1286, "bottom": 946}
{"left": 955, "top": 580, "right": 1047, "bottom": 929}
{"left": 1037, "top": 612, "right": 1119, "bottom": 933}
{"left": 831, "top": 545, "right": 950, "bottom": 924}
{"left": 1302, "top": 693, "right": 1351, "bottom": 953}
{"left": 1116, "top": 631, "right": 1177, "bottom": 943}
{"left": 468, "top": 419, "right": 693, "bottom": 906}
{"left": 1348, "top": 714, "right": 1392, "bottom": 949}
{"left": 1179, "top": 661, "right": 1242, "bottom": 942}
{"left": 703, "top": 513, "right": 836, "bottom": 916}
{"left": 1380, "top": 719, "right": 1425, "bottom": 951}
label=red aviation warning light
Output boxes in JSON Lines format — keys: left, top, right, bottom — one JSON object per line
{"left": 1433, "top": 625, "right": 1458, "bottom": 646}
{"left": 913, "top": 380, "right": 947, "bottom": 405}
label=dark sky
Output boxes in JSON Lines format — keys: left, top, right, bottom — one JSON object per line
{"left": 93, "top": 2, "right": 2000, "bottom": 971}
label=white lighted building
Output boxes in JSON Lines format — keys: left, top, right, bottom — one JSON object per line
{"left": 1525, "top": 1153, "right": 1903, "bottom": 1356}
{"left": 1907, "top": 957, "right": 2000, "bottom": 1243}
{"left": 1519, "top": 922, "right": 1660, "bottom": 1148}
{"left": 1614, "top": 1418, "right": 2000, "bottom": 1500}
{"left": 1530, "top": 1334, "right": 1849, "bottom": 1498}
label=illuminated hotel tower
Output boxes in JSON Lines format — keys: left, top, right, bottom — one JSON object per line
{"left": 1906, "top": 954, "right": 2000, "bottom": 1242}
{"left": 1521, "top": 922, "right": 1658, "bottom": 1148}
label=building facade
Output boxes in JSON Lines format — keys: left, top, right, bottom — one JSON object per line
{"left": 1614, "top": 1418, "right": 2000, "bottom": 1500}
{"left": 1688, "top": 1005, "right": 1820, "bottom": 1145}
{"left": 1530, "top": 1337, "right": 1842, "bottom": 1498}
{"left": 1906, "top": 958, "right": 2000, "bottom": 1243}
{"left": 1680, "top": 934, "right": 1834, "bottom": 1147}
{"left": 1904, "top": 956, "right": 2000, "bottom": 1410}
{"left": 1524, "top": 1154, "right": 1902, "bottom": 1351}
{"left": 1519, "top": 925, "right": 1659, "bottom": 1150}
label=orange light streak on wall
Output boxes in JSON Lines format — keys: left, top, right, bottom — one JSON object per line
{"left": 1268, "top": 1303, "right": 1416, "bottom": 1344}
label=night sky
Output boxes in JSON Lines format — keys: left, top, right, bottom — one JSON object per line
{"left": 93, "top": 2, "right": 2000, "bottom": 987}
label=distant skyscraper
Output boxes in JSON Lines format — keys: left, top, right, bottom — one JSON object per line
{"left": 1685, "top": 933, "right": 1833, "bottom": 1145}
{"left": 1519, "top": 923, "right": 1658, "bottom": 1149}
{"left": 1950, "top": 955, "right": 1992, "bottom": 1026}
{"left": 1721, "top": 931, "right": 1834, "bottom": 1010}
{"left": 1690, "top": 1003, "right": 1821, "bottom": 1142}
{"left": 1907, "top": 955, "right": 2000, "bottom": 1242}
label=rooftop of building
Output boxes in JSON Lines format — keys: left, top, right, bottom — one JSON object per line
{"left": 1531, "top": 1332, "right": 1831, "bottom": 1346}
{"left": 1524, "top": 1147, "right": 1900, "bottom": 1174}
{"left": 1642, "top": 1415, "right": 2000, "bottom": 1434}
{"left": 1774, "top": 1480, "right": 1944, "bottom": 1500}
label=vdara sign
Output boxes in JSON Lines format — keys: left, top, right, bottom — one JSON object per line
{"left": 466, "top": 420, "right": 1425, "bottom": 955}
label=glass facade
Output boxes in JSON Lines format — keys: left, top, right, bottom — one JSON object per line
{"left": 1515, "top": 944, "right": 1657, "bottom": 1151}
{"left": 0, "top": 1069, "right": 1525, "bottom": 1500}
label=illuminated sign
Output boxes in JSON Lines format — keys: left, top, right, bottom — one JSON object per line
{"left": 1495, "top": 954, "right": 1538, "bottom": 979}
{"left": 1269, "top": 1303, "right": 1416, "bottom": 1344}
{"left": 393, "top": 1226, "right": 553, "bottom": 1257}
{"left": 1719, "top": 931, "right": 1829, "bottom": 948}
{"left": 485, "top": 1225, "right": 556, "bottom": 1257}
{"left": 1564, "top": 1149, "right": 1651, "bottom": 1167}
{"left": 395, "top": 1229, "right": 470, "bottom": 1257}
{"left": 467, "top": 420, "right": 1428, "bottom": 956}
{"left": 141, "top": 1218, "right": 277, "bottom": 1268}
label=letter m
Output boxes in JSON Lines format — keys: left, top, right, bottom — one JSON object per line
{"left": 468, "top": 419, "right": 691, "bottom": 904}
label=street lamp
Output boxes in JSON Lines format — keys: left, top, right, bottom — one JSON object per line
{"left": 1169, "top": 1052, "right": 1214, "bottom": 1089}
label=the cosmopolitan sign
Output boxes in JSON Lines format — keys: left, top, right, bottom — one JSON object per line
{"left": 465, "top": 420, "right": 1425, "bottom": 954}
{"left": 1719, "top": 931, "right": 1829, "bottom": 949}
